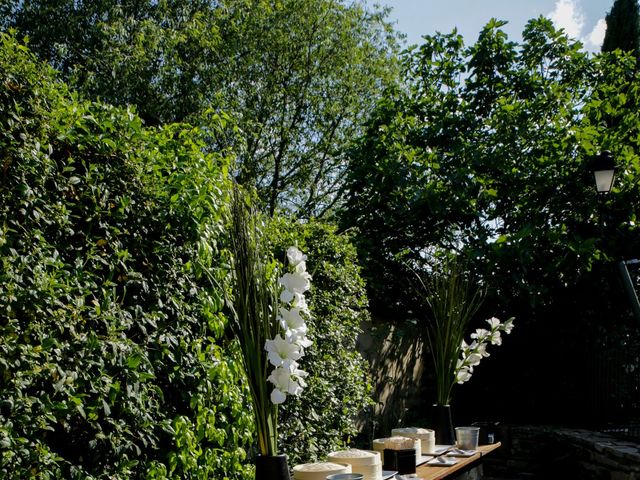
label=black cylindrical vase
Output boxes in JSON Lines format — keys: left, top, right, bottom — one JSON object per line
{"left": 255, "top": 454, "right": 291, "bottom": 480}
{"left": 431, "top": 404, "right": 455, "bottom": 445}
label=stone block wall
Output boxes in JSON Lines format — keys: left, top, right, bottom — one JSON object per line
{"left": 484, "top": 426, "right": 640, "bottom": 480}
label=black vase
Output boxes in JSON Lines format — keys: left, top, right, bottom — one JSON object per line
{"left": 255, "top": 454, "right": 291, "bottom": 480}
{"left": 431, "top": 404, "right": 455, "bottom": 445}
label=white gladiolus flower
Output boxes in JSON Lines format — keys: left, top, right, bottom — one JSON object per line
{"left": 285, "top": 329, "right": 308, "bottom": 345}
{"left": 471, "top": 328, "right": 490, "bottom": 341}
{"left": 292, "top": 292, "right": 309, "bottom": 312}
{"left": 287, "top": 246, "right": 307, "bottom": 267}
{"left": 465, "top": 352, "right": 482, "bottom": 367}
{"left": 486, "top": 317, "right": 501, "bottom": 329}
{"left": 501, "top": 317, "right": 515, "bottom": 334}
{"left": 265, "top": 334, "right": 302, "bottom": 367}
{"left": 268, "top": 365, "right": 307, "bottom": 397}
{"left": 476, "top": 342, "right": 490, "bottom": 357}
{"left": 279, "top": 271, "right": 311, "bottom": 294}
{"left": 456, "top": 367, "right": 472, "bottom": 384}
{"left": 292, "top": 335, "right": 312, "bottom": 349}
{"left": 489, "top": 330, "right": 502, "bottom": 346}
{"left": 279, "top": 307, "right": 305, "bottom": 331}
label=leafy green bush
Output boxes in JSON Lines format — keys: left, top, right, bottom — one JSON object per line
{"left": 0, "top": 32, "right": 253, "bottom": 479}
{"left": 265, "top": 218, "right": 373, "bottom": 465}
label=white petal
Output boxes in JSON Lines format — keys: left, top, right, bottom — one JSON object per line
{"left": 267, "top": 351, "right": 283, "bottom": 367}
{"left": 271, "top": 388, "right": 286, "bottom": 404}
{"left": 279, "top": 272, "right": 311, "bottom": 294}
{"left": 501, "top": 317, "right": 515, "bottom": 334}
{"left": 471, "top": 328, "right": 489, "bottom": 341}
{"left": 280, "top": 289, "right": 294, "bottom": 303}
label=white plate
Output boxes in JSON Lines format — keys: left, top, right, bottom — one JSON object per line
{"left": 432, "top": 444, "right": 454, "bottom": 455}
{"left": 445, "top": 448, "right": 476, "bottom": 457}
{"left": 382, "top": 470, "right": 398, "bottom": 479}
{"left": 426, "top": 456, "right": 458, "bottom": 467}
{"left": 416, "top": 454, "right": 435, "bottom": 466}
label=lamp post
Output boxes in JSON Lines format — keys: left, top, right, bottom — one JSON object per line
{"left": 591, "top": 150, "right": 617, "bottom": 194}
{"left": 589, "top": 151, "right": 640, "bottom": 321}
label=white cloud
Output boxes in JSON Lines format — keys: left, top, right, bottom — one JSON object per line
{"left": 548, "top": 0, "right": 606, "bottom": 52}
{"left": 548, "top": 0, "right": 585, "bottom": 39}
{"left": 585, "top": 18, "right": 607, "bottom": 50}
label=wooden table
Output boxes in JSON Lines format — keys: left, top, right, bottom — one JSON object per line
{"left": 413, "top": 443, "right": 501, "bottom": 480}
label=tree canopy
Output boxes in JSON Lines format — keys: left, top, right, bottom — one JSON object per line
{"left": 342, "top": 17, "right": 640, "bottom": 319}
{"left": 341, "top": 16, "right": 640, "bottom": 423}
{"left": 6, "top": 0, "right": 400, "bottom": 217}
{"left": 0, "top": 31, "right": 255, "bottom": 478}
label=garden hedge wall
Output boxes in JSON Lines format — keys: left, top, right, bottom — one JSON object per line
{"left": 0, "top": 33, "right": 375, "bottom": 478}
{"left": 0, "top": 32, "right": 253, "bottom": 479}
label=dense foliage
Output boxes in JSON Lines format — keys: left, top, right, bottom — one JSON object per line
{"left": 344, "top": 17, "right": 640, "bottom": 316}
{"left": 0, "top": 33, "right": 254, "bottom": 479}
{"left": 342, "top": 18, "right": 640, "bottom": 422}
{"left": 0, "top": 33, "right": 378, "bottom": 477}
{"left": 266, "top": 219, "right": 373, "bottom": 465}
{"left": 5, "top": 0, "right": 400, "bottom": 216}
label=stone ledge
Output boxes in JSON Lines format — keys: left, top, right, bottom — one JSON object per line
{"left": 484, "top": 425, "right": 640, "bottom": 479}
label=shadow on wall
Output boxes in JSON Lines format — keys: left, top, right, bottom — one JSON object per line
{"left": 358, "top": 320, "right": 429, "bottom": 438}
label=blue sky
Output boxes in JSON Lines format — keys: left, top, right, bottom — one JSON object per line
{"left": 379, "top": 0, "right": 615, "bottom": 52}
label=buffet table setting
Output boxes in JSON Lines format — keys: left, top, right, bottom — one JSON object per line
{"left": 225, "top": 238, "right": 512, "bottom": 480}
{"left": 291, "top": 426, "right": 501, "bottom": 480}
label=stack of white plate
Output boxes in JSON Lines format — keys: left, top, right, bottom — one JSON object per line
{"left": 327, "top": 449, "right": 382, "bottom": 480}
{"left": 372, "top": 436, "right": 421, "bottom": 459}
{"left": 391, "top": 427, "right": 435, "bottom": 454}
{"left": 292, "top": 462, "right": 352, "bottom": 480}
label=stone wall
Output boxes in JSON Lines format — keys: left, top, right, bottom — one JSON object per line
{"left": 357, "top": 320, "right": 428, "bottom": 436}
{"left": 484, "top": 426, "right": 640, "bottom": 480}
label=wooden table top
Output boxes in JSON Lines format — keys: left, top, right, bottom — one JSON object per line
{"left": 413, "top": 443, "right": 501, "bottom": 480}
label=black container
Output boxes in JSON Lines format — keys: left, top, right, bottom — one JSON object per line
{"left": 382, "top": 448, "right": 416, "bottom": 475}
{"left": 431, "top": 404, "right": 455, "bottom": 445}
{"left": 255, "top": 454, "right": 291, "bottom": 480}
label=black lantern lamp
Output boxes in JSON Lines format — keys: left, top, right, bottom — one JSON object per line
{"left": 591, "top": 150, "right": 616, "bottom": 194}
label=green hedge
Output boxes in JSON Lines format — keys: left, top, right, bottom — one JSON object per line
{"left": 0, "top": 32, "right": 253, "bottom": 479}
{"left": 0, "top": 32, "right": 375, "bottom": 478}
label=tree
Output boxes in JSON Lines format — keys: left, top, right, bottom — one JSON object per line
{"left": 341, "top": 18, "right": 640, "bottom": 423}
{"left": 602, "top": 0, "right": 640, "bottom": 61}
{"left": 6, "top": 0, "right": 400, "bottom": 217}
{"left": 343, "top": 17, "right": 640, "bottom": 318}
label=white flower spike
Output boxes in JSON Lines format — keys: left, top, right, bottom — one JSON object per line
{"left": 454, "top": 317, "right": 515, "bottom": 387}
{"left": 265, "top": 246, "right": 312, "bottom": 405}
